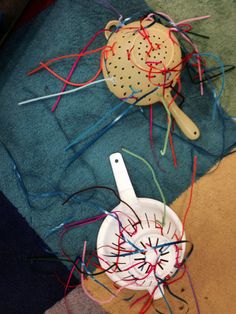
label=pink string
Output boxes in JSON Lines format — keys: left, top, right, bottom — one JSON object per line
{"left": 51, "top": 29, "right": 107, "bottom": 112}
{"left": 176, "top": 15, "right": 210, "bottom": 25}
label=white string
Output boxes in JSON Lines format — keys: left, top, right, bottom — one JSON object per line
{"left": 18, "top": 77, "right": 115, "bottom": 106}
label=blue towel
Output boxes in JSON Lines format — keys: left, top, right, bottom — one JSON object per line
{"left": 0, "top": 0, "right": 235, "bottom": 263}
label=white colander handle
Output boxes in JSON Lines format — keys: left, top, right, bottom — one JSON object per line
{"left": 110, "top": 153, "right": 138, "bottom": 205}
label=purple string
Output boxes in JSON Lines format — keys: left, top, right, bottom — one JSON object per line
{"left": 185, "top": 267, "right": 201, "bottom": 314}
{"left": 95, "top": 0, "right": 122, "bottom": 18}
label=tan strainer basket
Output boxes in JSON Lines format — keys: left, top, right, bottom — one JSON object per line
{"left": 101, "top": 19, "right": 200, "bottom": 140}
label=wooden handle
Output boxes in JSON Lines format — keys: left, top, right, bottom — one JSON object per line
{"left": 168, "top": 101, "right": 200, "bottom": 140}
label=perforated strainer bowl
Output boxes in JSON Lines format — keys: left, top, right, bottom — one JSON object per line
{"left": 101, "top": 18, "right": 200, "bottom": 140}
{"left": 97, "top": 153, "right": 186, "bottom": 299}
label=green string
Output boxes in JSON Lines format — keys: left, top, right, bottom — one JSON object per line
{"left": 158, "top": 93, "right": 172, "bottom": 156}
{"left": 122, "top": 148, "right": 167, "bottom": 226}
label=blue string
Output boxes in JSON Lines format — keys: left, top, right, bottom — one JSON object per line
{"left": 67, "top": 87, "right": 159, "bottom": 166}
{"left": 158, "top": 283, "right": 173, "bottom": 314}
{"left": 67, "top": 104, "right": 135, "bottom": 166}
{"left": 65, "top": 101, "right": 125, "bottom": 150}
{"left": 65, "top": 94, "right": 136, "bottom": 151}
{"left": 44, "top": 215, "right": 74, "bottom": 238}
{"left": 0, "top": 140, "right": 95, "bottom": 211}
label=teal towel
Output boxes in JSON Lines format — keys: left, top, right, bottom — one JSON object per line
{"left": 0, "top": 0, "right": 235, "bottom": 256}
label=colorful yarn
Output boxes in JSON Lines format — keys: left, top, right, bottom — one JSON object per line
{"left": 12, "top": 10, "right": 236, "bottom": 313}
{"left": 51, "top": 28, "right": 112, "bottom": 111}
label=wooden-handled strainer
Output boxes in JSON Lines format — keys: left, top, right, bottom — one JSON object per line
{"left": 101, "top": 19, "right": 200, "bottom": 140}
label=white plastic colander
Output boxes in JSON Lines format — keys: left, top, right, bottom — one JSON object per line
{"left": 97, "top": 153, "right": 186, "bottom": 299}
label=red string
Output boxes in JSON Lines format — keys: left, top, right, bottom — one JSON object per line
{"left": 54, "top": 272, "right": 78, "bottom": 289}
{"left": 140, "top": 286, "right": 158, "bottom": 314}
{"left": 38, "top": 61, "right": 102, "bottom": 87}
{"left": 28, "top": 46, "right": 110, "bottom": 76}
{"left": 52, "top": 28, "right": 111, "bottom": 111}
{"left": 169, "top": 132, "right": 177, "bottom": 168}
